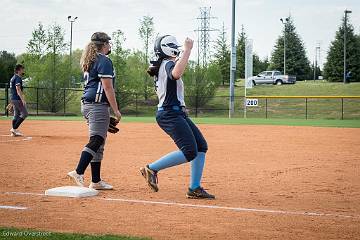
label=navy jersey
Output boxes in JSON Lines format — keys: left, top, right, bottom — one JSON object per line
{"left": 155, "top": 60, "right": 185, "bottom": 108}
{"left": 82, "top": 53, "right": 115, "bottom": 103}
{"left": 9, "top": 74, "right": 23, "bottom": 100}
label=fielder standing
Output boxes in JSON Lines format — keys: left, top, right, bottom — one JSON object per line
{"left": 67, "top": 32, "right": 121, "bottom": 190}
{"left": 140, "top": 35, "right": 215, "bottom": 199}
{"left": 9, "top": 64, "right": 28, "bottom": 137}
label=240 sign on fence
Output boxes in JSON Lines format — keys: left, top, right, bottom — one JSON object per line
{"left": 245, "top": 98, "right": 259, "bottom": 107}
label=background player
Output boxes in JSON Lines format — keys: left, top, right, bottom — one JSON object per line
{"left": 140, "top": 35, "right": 215, "bottom": 199}
{"left": 67, "top": 32, "right": 121, "bottom": 190}
{"left": 9, "top": 64, "right": 28, "bottom": 137}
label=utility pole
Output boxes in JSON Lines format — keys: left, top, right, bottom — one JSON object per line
{"left": 229, "top": 0, "right": 236, "bottom": 118}
{"left": 219, "top": 22, "right": 227, "bottom": 86}
{"left": 313, "top": 42, "right": 320, "bottom": 81}
{"left": 68, "top": 16, "right": 78, "bottom": 88}
{"left": 344, "top": 9, "right": 352, "bottom": 84}
{"left": 193, "top": 6, "right": 217, "bottom": 117}
{"left": 280, "top": 17, "right": 289, "bottom": 75}
{"left": 194, "top": 7, "right": 217, "bottom": 67}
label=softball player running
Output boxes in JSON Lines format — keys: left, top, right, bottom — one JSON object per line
{"left": 67, "top": 32, "right": 121, "bottom": 190}
{"left": 140, "top": 35, "right": 215, "bottom": 199}
{"left": 9, "top": 64, "right": 28, "bottom": 137}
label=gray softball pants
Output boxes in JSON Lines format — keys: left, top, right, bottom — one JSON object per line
{"left": 81, "top": 102, "right": 110, "bottom": 162}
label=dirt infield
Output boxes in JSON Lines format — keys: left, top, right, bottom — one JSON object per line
{"left": 0, "top": 120, "right": 359, "bottom": 240}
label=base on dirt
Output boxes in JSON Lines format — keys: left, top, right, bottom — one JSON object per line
{"left": 45, "top": 186, "right": 98, "bottom": 198}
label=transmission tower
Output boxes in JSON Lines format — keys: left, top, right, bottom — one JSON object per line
{"left": 313, "top": 41, "right": 321, "bottom": 81}
{"left": 195, "top": 7, "right": 217, "bottom": 67}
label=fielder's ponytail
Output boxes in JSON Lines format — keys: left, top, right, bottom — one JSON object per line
{"left": 80, "top": 41, "right": 104, "bottom": 72}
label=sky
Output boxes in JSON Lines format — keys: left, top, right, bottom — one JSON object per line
{"left": 0, "top": 0, "right": 359, "bottom": 69}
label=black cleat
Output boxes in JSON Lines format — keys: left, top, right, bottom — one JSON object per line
{"left": 140, "top": 165, "right": 159, "bottom": 192}
{"left": 186, "top": 187, "right": 215, "bottom": 199}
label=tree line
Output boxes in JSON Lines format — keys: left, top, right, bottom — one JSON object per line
{"left": 0, "top": 13, "right": 359, "bottom": 112}
{"left": 212, "top": 15, "right": 360, "bottom": 83}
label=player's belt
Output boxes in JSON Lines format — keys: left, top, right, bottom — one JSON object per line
{"left": 81, "top": 100, "right": 109, "bottom": 105}
{"left": 158, "top": 106, "right": 186, "bottom": 112}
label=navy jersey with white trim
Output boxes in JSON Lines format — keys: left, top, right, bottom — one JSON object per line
{"left": 9, "top": 74, "right": 23, "bottom": 101}
{"left": 155, "top": 60, "right": 185, "bottom": 108}
{"left": 82, "top": 53, "right": 115, "bottom": 103}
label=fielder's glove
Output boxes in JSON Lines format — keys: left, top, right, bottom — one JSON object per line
{"left": 108, "top": 116, "right": 120, "bottom": 134}
{"left": 6, "top": 103, "right": 14, "bottom": 114}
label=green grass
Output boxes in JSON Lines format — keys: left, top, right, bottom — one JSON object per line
{"left": 216, "top": 80, "right": 360, "bottom": 96}
{"left": 0, "top": 227, "right": 150, "bottom": 240}
{"left": 193, "top": 117, "right": 360, "bottom": 128}
{"left": 1, "top": 116, "right": 359, "bottom": 128}
{"left": 0, "top": 89, "right": 6, "bottom": 113}
{"left": 207, "top": 81, "right": 360, "bottom": 119}
{"left": 1, "top": 81, "right": 360, "bottom": 119}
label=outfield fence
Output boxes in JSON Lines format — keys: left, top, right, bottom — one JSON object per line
{"left": 1, "top": 85, "right": 360, "bottom": 119}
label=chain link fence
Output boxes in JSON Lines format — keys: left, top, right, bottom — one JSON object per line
{"left": 1, "top": 84, "right": 360, "bottom": 119}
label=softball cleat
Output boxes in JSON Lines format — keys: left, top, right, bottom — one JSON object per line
{"left": 89, "top": 180, "right": 113, "bottom": 190}
{"left": 186, "top": 187, "right": 215, "bottom": 199}
{"left": 140, "top": 165, "right": 159, "bottom": 192}
{"left": 67, "top": 170, "right": 85, "bottom": 187}
{"left": 10, "top": 128, "right": 23, "bottom": 137}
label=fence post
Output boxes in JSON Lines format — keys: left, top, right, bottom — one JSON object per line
{"left": 135, "top": 93, "right": 138, "bottom": 117}
{"left": 5, "top": 83, "right": 9, "bottom": 116}
{"left": 63, "top": 88, "right": 66, "bottom": 116}
{"left": 195, "top": 95, "right": 198, "bottom": 118}
{"left": 36, "top": 87, "right": 39, "bottom": 116}
{"left": 341, "top": 98, "right": 344, "bottom": 120}
{"left": 305, "top": 98, "right": 308, "bottom": 119}
{"left": 4, "top": 84, "right": 8, "bottom": 116}
{"left": 265, "top": 98, "right": 268, "bottom": 119}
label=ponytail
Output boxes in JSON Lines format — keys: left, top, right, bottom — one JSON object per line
{"left": 80, "top": 42, "right": 104, "bottom": 72}
{"left": 147, "top": 58, "right": 165, "bottom": 77}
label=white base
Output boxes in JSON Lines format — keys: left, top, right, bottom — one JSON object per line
{"left": 45, "top": 186, "right": 98, "bottom": 198}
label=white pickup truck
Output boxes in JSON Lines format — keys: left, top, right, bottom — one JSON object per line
{"left": 250, "top": 71, "right": 296, "bottom": 85}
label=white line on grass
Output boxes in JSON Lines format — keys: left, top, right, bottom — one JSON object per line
{"left": 0, "top": 205, "right": 28, "bottom": 210}
{"left": 1, "top": 191, "right": 358, "bottom": 219}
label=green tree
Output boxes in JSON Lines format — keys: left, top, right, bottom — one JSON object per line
{"left": 23, "top": 23, "right": 72, "bottom": 113}
{"left": 111, "top": 30, "right": 128, "bottom": 82}
{"left": 0, "top": 51, "right": 17, "bottom": 86}
{"left": 253, "top": 55, "right": 269, "bottom": 74}
{"left": 47, "top": 23, "right": 68, "bottom": 86}
{"left": 236, "top": 25, "right": 246, "bottom": 79}
{"left": 269, "top": 16, "right": 312, "bottom": 80}
{"left": 125, "top": 50, "right": 146, "bottom": 91}
{"left": 27, "top": 22, "right": 48, "bottom": 59}
{"left": 138, "top": 15, "right": 155, "bottom": 100}
{"left": 213, "top": 23, "right": 230, "bottom": 85}
{"left": 70, "top": 49, "right": 84, "bottom": 86}
{"left": 183, "top": 61, "right": 221, "bottom": 116}
{"left": 19, "top": 22, "right": 49, "bottom": 88}
{"left": 110, "top": 29, "right": 134, "bottom": 109}
{"left": 323, "top": 16, "right": 360, "bottom": 82}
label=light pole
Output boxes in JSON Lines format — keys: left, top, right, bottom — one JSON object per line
{"left": 344, "top": 9, "right": 352, "bottom": 84}
{"left": 229, "top": 0, "right": 236, "bottom": 118}
{"left": 280, "top": 17, "right": 289, "bottom": 75}
{"left": 313, "top": 42, "right": 320, "bottom": 81}
{"left": 68, "top": 16, "right": 78, "bottom": 87}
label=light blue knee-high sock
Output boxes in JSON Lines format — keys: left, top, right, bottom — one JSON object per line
{"left": 149, "top": 151, "right": 187, "bottom": 172}
{"left": 190, "top": 152, "right": 206, "bottom": 190}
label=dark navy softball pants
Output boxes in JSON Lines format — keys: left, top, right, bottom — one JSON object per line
{"left": 156, "top": 109, "right": 208, "bottom": 161}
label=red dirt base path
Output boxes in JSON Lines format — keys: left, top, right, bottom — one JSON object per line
{"left": 0, "top": 120, "right": 359, "bottom": 240}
